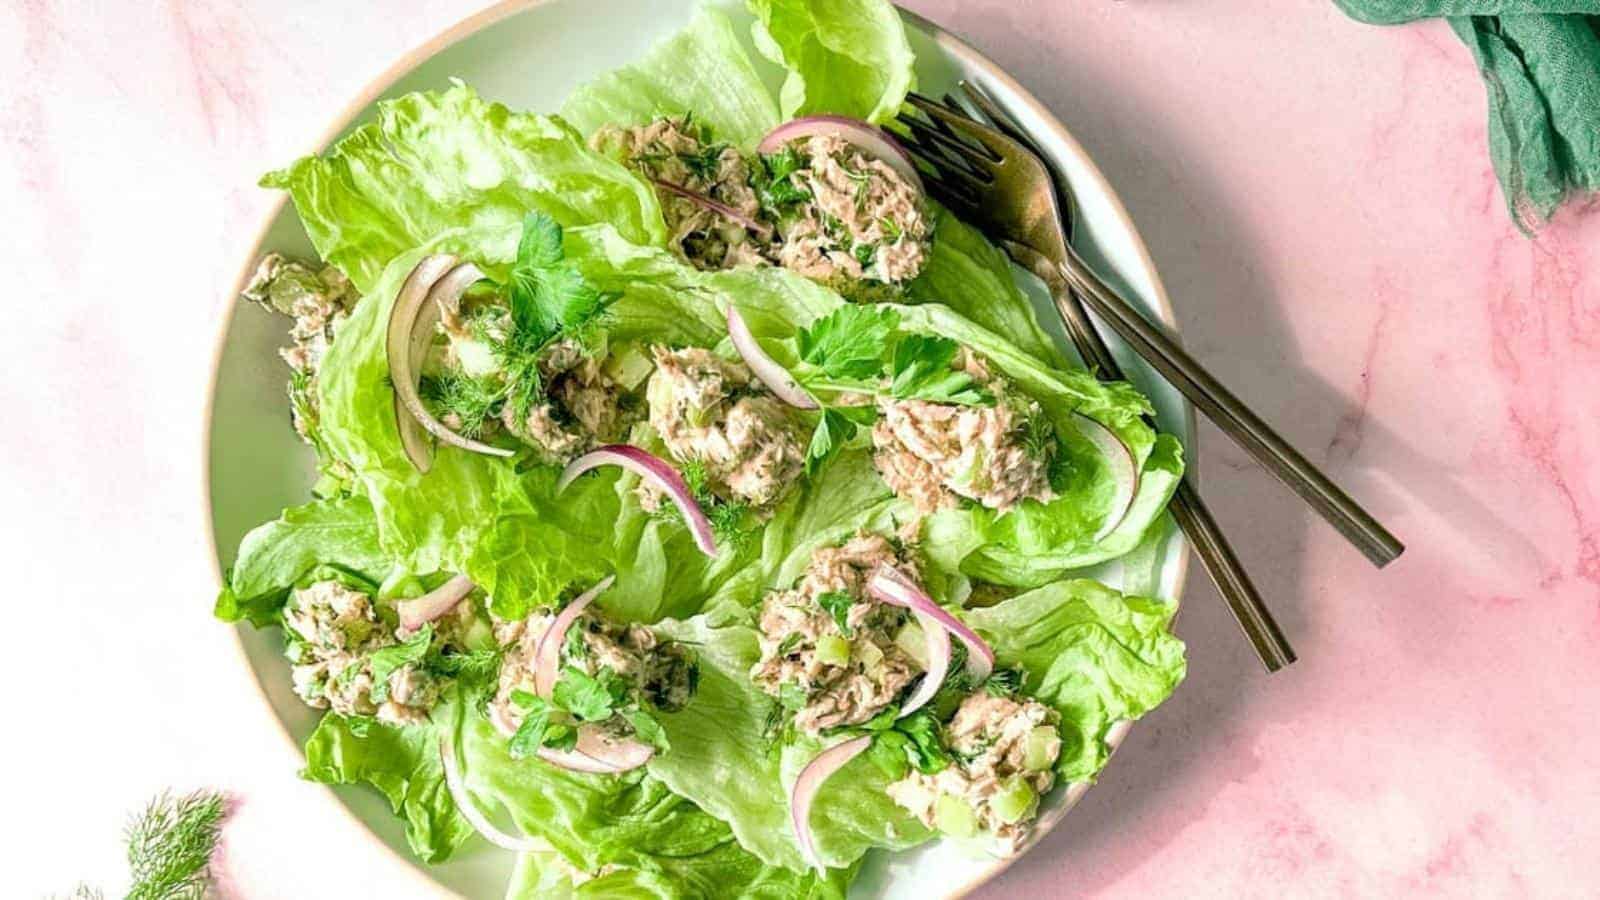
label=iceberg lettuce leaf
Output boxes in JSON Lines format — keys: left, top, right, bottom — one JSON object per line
{"left": 748, "top": 0, "right": 916, "bottom": 124}
{"left": 262, "top": 83, "right": 666, "bottom": 294}
{"left": 301, "top": 713, "right": 474, "bottom": 864}
{"left": 561, "top": 7, "right": 781, "bottom": 150}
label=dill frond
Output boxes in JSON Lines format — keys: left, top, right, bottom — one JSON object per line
{"left": 124, "top": 790, "right": 227, "bottom": 900}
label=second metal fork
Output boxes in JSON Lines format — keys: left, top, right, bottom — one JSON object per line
{"left": 894, "top": 87, "right": 1310, "bottom": 670}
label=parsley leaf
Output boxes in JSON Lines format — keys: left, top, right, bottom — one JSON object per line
{"left": 805, "top": 408, "right": 859, "bottom": 477}
{"left": 624, "top": 708, "right": 670, "bottom": 751}
{"left": 551, "top": 666, "right": 630, "bottom": 722}
{"left": 889, "top": 334, "right": 989, "bottom": 405}
{"left": 367, "top": 624, "right": 433, "bottom": 703}
{"left": 815, "top": 591, "right": 857, "bottom": 637}
{"left": 798, "top": 306, "right": 901, "bottom": 381}
{"left": 509, "top": 692, "right": 576, "bottom": 759}
{"left": 757, "top": 146, "right": 811, "bottom": 211}
{"left": 897, "top": 708, "right": 953, "bottom": 774}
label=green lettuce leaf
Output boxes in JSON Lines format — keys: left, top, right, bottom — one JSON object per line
{"left": 748, "top": 0, "right": 916, "bottom": 124}
{"left": 562, "top": 7, "right": 781, "bottom": 150}
{"left": 966, "top": 578, "right": 1187, "bottom": 781}
{"left": 448, "top": 695, "right": 851, "bottom": 897}
{"left": 214, "top": 494, "right": 390, "bottom": 625}
{"left": 300, "top": 713, "right": 474, "bottom": 864}
{"left": 905, "top": 206, "right": 1059, "bottom": 367}
{"left": 262, "top": 83, "right": 666, "bottom": 294}
{"left": 644, "top": 573, "right": 1184, "bottom": 872}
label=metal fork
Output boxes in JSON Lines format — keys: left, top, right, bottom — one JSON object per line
{"left": 896, "top": 90, "right": 1403, "bottom": 571}
{"left": 894, "top": 88, "right": 1305, "bottom": 670}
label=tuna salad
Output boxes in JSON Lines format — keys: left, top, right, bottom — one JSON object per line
{"left": 489, "top": 594, "right": 698, "bottom": 749}
{"left": 646, "top": 346, "right": 805, "bottom": 509}
{"left": 766, "top": 134, "right": 932, "bottom": 286}
{"left": 751, "top": 532, "right": 923, "bottom": 735}
{"left": 242, "top": 252, "right": 358, "bottom": 451}
{"left": 283, "top": 579, "right": 465, "bottom": 726}
{"left": 423, "top": 280, "right": 642, "bottom": 464}
{"left": 884, "top": 691, "right": 1062, "bottom": 854}
{"left": 873, "top": 350, "right": 1057, "bottom": 514}
{"left": 596, "top": 116, "right": 768, "bottom": 271}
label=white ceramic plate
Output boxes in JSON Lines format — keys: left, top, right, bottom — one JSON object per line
{"left": 204, "top": 2, "right": 1195, "bottom": 896}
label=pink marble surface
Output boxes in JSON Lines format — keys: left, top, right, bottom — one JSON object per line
{"left": 6, "top": 1, "right": 1598, "bottom": 897}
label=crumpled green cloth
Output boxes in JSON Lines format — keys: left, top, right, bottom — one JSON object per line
{"left": 1337, "top": 1, "right": 1600, "bottom": 230}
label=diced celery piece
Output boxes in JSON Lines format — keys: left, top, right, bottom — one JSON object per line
{"left": 816, "top": 634, "right": 851, "bottom": 667}
{"left": 1023, "top": 726, "right": 1060, "bottom": 772}
{"left": 894, "top": 620, "right": 929, "bottom": 668}
{"left": 991, "top": 778, "right": 1037, "bottom": 825}
{"left": 934, "top": 794, "right": 978, "bottom": 838}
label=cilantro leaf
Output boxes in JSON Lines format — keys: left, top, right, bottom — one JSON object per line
{"left": 815, "top": 591, "right": 856, "bottom": 637}
{"left": 889, "top": 334, "right": 989, "bottom": 405}
{"left": 798, "top": 306, "right": 900, "bottom": 381}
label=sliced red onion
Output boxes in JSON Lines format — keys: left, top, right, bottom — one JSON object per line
{"left": 438, "top": 736, "right": 549, "bottom": 852}
{"left": 1071, "top": 414, "right": 1140, "bottom": 541}
{"left": 726, "top": 305, "right": 816, "bottom": 410}
{"left": 531, "top": 726, "right": 655, "bottom": 775}
{"left": 758, "top": 115, "right": 924, "bottom": 194}
{"left": 387, "top": 258, "right": 514, "bottom": 471}
{"left": 867, "top": 567, "right": 994, "bottom": 683}
{"left": 791, "top": 735, "right": 872, "bottom": 872}
{"left": 897, "top": 616, "right": 951, "bottom": 717}
{"left": 652, "top": 179, "right": 773, "bottom": 241}
{"left": 386, "top": 255, "right": 457, "bottom": 472}
{"left": 532, "top": 575, "right": 616, "bottom": 700}
{"left": 558, "top": 446, "right": 717, "bottom": 557}
{"left": 396, "top": 574, "right": 475, "bottom": 633}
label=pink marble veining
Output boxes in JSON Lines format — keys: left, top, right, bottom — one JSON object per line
{"left": 4, "top": 1, "right": 1597, "bottom": 897}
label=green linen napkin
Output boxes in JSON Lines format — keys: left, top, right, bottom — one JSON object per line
{"left": 1337, "top": 2, "right": 1600, "bottom": 230}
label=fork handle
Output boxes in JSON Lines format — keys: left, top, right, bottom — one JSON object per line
{"left": 1058, "top": 248, "right": 1405, "bottom": 569}
{"left": 1032, "top": 261, "right": 1296, "bottom": 671}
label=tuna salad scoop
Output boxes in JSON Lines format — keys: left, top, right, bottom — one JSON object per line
{"left": 425, "top": 282, "right": 642, "bottom": 464}
{"left": 242, "top": 252, "right": 357, "bottom": 451}
{"left": 884, "top": 691, "right": 1062, "bottom": 855}
{"left": 646, "top": 346, "right": 805, "bottom": 509}
{"left": 283, "top": 579, "right": 472, "bottom": 726}
{"left": 751, "top": 532, "right": 925, "bottom": 736}
{"left": 873, "top": 350, "right": 1057, "bottom": 514}
{"left": 595, "top": 116, "right": 769, "bottom": 271}
{"left": 489, "top": 593, "right": 697, "bottom": 755}
{"left": 765, "top": 133, "right": 932, "bottom": 286}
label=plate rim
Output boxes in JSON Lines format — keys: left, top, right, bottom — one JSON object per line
{"left": 199, "top": 3, "right": 1193, "bottom": 897}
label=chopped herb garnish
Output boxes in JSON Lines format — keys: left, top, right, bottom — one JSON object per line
{"left": 815, "top": 591, "right": 857, "bottom": 636}
{"left": 367, "top": 623, "right": 432, "bottom": 703}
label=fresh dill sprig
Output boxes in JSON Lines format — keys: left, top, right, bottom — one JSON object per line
{"left": 418, "top": 371, "right": 504, "bottom": 438}
{"left": 124, "top": 790, "right": 227, "bottom": 900}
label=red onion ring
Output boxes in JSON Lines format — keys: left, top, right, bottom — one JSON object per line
{"left": 532, "top": 575, "right": 615, "bottom": 700}
{"left": 867, "top": 567, "right": 994, "bottom": 683}
{"left": 758, "top": 115, "right": 924, "bottom": 194}
{"left": 725, "top": 305, "right": 817, "bottom": 410}
{"left": 790, "top": 735, "right": 872, "bottom": 872}
{"left": 386, "top": 255, "right": 457, "bottom": 473}
{"left": 896, "top": 615, "right": 950, "bottom": 717}
{"left": 652, "top": 179, "right": 774, "bottom": 241}
{"left": 396, "top": 574, "right": 475, "bottom": 634}
{"left": 558, "top": 445, "right": 717, "bottom": 557}
{"left": 387, "top": 258, "right": 514, "bottom": 471}
{"left": 438, "top": 735, "right": 550, "bottom": 852}
{"left": 1071, "top": 414, "right": 1140, "bottom": 541}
